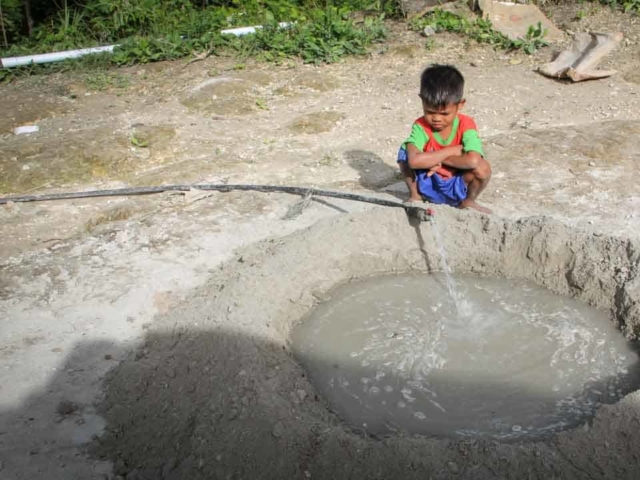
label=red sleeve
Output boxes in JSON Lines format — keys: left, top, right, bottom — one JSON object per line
{"left": 458, "top": 114, "right": 478, "bottom": 133}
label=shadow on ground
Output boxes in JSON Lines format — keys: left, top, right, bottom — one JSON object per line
{"left": 3, "top": 325, "right": 640, "bottom": 480}
{"left": 344, "top": 150, "right": 400, "bottom": 191}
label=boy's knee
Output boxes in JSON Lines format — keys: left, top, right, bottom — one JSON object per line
{"left": 474, "top": 158, "right": 491, "bottom": 180}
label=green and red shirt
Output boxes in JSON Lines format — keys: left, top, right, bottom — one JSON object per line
{"left": 404, "top": 114, "right": 484, "bottom": 179}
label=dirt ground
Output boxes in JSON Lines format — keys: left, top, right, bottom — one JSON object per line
{"left": 1, "top": 4, "right": 640, "bottom": 479}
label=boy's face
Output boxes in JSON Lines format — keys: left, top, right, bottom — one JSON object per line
{"left": 421, "top": 100, "right": 465, "bottom": 132}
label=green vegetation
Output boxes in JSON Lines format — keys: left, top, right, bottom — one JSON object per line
{"left": 600, "top": 0, "right": 640, "bottom": 14}
{"left": 411, "top": 9, "right": 548, "bottom": 55}
{"left": 85, "top": 71, "right": 130, "bottom": 90}
{"left": 0, "top": 0, "right": 389, "bottom": 79}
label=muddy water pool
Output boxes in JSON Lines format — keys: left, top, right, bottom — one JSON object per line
{"left": 291, "top": 274, "right": 640, "bottom": 440}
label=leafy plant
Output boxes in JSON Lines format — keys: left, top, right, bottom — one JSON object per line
{"left": 600, "top": 0, "right": 640, "bottom": 14}
{"left": 239, "top": 7, "right": 386, "bottom": 64}
{"left": 130, "top": 134, "right": 148, "bottom": 147}
{"left": 411, "top": 9, "right": 549, "bottom": 55}
{"left": 511, "top": 22, "right": 549, "bottom": 55}
{"left": 112, "top": 34, "right": 192, "bottom": 65}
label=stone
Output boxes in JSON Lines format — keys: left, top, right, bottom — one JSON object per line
{"left": 126, "top": 470, "right": 142, "bottom": 480}
{"left": 478, "top": 0, "right": 564, "bottom": 42}
{"left": 447, "top": 461, "right": 460, "bottom": 474}
{"left": 423, "top": 26, "right": 436, "bottom": 37}
{"left": 56, "top": 400, "right": 79, "bottom": 416}
{"left": 400, "top": 0, "right": 457, "bottom": 17}
{"left": 162, "top": 458, "right": 178, "bottom": 478}
{"left": 272, "top": 421, "right": 285, "bottom": 438}
{"left": 114, "top": 459, "right": 128, "bottom": 476}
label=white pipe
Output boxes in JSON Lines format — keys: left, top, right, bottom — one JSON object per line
{"left": 0, "top": 22, "right": 293, "bottom": 68}
{"left": 220, "top": 22, "right": 292, "bottom": 37}
{"left": 1, "top": 45, "right": 118, "bottom": 68}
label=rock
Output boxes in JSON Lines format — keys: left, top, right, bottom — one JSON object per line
{"left": 272, "top": 421, "right": 285, "bottom": 438}
{"left": 400, "top": 0, "right": 457, "bottom": 17}
{"left": 296, "top": 389, "right": 308, "bottom": 402}
{"left": 478, "top": 0, "right": 563, "bottom": 42}
{"left": 588, "top": 161, "right": 596, "bottom": 167}
{"left": 56, "top": 400, "right": 79, "bottom": 416}
{"left": 126, "top": 470, "right": 142, "bottom": 480}
{"left": 162, "top": 458, "right": 178, "bottom": 478}
{"left": 447, "top": 461, "right": 460, "bottom": 474}
{"left": 4, "top": 200, "right": 16, "bottom": 212}
{"left": 422, "top": 25, "right": 436, "bottom": 37}
{"left": 114, "top": 459, "right": 128, "bottom": 476}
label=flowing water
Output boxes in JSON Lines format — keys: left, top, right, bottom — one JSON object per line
{"left": 430, "top": 220, "right": 469, "bottom": 317}
{"left": 291, "top": 274, "right": 640, "bottom": 440}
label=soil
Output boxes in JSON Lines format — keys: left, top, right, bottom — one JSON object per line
{"left": 1, "top": 4, "right": 640, "bottom": 479}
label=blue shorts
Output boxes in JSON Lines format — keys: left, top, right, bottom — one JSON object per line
{"left": 397, "top": 147, "right": 467, "bottom": 206}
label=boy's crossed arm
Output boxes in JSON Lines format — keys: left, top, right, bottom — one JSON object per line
{"left": 406, "top": 143, "right": 481, "bottom": 176}
{"left": 406, "top": 143, "right": 461, "bottom": 176}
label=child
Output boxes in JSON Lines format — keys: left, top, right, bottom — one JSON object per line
{"left": 397, "top": 64, "right": 491, "bottom": 213}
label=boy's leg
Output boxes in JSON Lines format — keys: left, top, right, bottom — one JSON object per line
{"left": 460, "top": 157, "right": 492, "bottom": 213}
{"left": 399, "top": 161, "right": 422, "bottom": 202}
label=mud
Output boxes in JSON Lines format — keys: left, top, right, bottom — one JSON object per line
{"left": 0, "top": 92, "right": 69, "bottom": 134}
{"left": 92, "top": 208, "right": 640, "bottom": 479}
{"left": 180, "top": 73, "right": 272, "bottom": 116}
{"left": 291, "top": 71, "right": 340, "bottom": 92}
{"left": 0, "top": 124, "right": 177, "bottom": 194}
{"left": 288, "top": 111, "right": 345, "bottom": 134}
{"left": 292, "top": 273, "right": 640, "bottom": 441}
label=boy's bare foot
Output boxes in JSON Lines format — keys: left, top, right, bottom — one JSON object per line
{"left": 459, "top": 199, "right": 492, "bottom": 214}
{"left": 405, "top": 196, "right": 423, "bottom": 204}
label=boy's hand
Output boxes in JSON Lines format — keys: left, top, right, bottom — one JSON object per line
{"left": 451, "top": 145, "right": 464, "bottom": 156}
{"left": 426, "top": 163, "right": 441, "bottom": 177}
{"left": 426, "top": 147, "right": 461, "bottom": 176}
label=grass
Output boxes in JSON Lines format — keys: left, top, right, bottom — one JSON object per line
{"left": 0, "top": 2, "right": 389, "bottom": 83}
{"left": 85, "top": 71, "right": 131, "bottom": 91}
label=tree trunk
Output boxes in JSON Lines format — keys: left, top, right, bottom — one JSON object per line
{"left": 23, "top": 0, "right": 33, "bottom": 37}
{"left": 0, "top": 0, "right": 9, "bottom": 49}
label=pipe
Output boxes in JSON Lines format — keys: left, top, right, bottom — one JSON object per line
{"left": 0, "top": 20, "right": 293, "bottom": 68}
{"left": 0, "top": 183, "right": 433, "bottom": 219}
{"left": 0, "top": 45, "right": 118, "bottom": 68}
{"left": 220, "top": 22, "right": 292, "bottom": 37}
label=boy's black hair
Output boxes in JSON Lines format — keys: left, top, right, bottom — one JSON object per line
{"left": 419, "top": 64, "right": 465, "bottom": 108}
